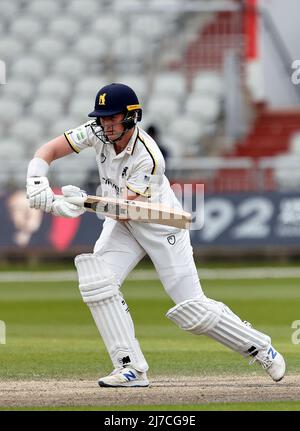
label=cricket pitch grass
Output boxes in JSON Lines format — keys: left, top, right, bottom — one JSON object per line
{"left": 0, "top": 263, "right": 299, "bottom": 410}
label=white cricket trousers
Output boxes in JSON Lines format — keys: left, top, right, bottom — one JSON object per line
{"left": 93, "top": 217, "right": 205, "bottom": 304}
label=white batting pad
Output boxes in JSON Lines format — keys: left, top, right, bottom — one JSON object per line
{"left": 167, "top": 299, "right": 271, "bottom": 357}
{"left": 75, "top": 253, "right": 148, "bottom": 372}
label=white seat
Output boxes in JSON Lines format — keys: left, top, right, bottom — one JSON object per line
{"left": 0, "top": 78, "right": 34, "bottom": 102}
{"left": 52, "top": 117, "right": 82, "bottom": 137}
{"left": 38, "top": 76, "right": 71, "bottom": 100}
{"left": 289, "top": 132, "right": 300, "bottom": 156}
{"left": 152, "top": 72, "right": 186, "bottom": 99}
{"left": 114, "top": 74, "right": 148, "bottom": 102}
{"left": 25, "top": 0, "right": 61, "bottom": 20}
{"left": 185, "top": 94, "right": 220, "bottom": 123}
{"left": 0, "top": 139, "right": 26, "bottom": 159}
{"left": 32, "top": 37, "right": 66, "bottom": 62}
{"left": 132, "top": 14, "right": 171, "bottom": 41}
{"left": 11, "top": 56, "right": 47, "bottom": 81}
{"left": 146, "top": 0, "right": 182, "bottom": 14}
{"left": 0, "top": 98, "right": 23, "bottom": 125}
{"left": 66, "top": 0, "right": 100, "bottom": 21}
{"left": 75, "top": 76, "right": 108, "bottom": 98}
{"left": 0, "top": 38, "right": 24, "bottom": 63}
{"left": 10, "top": 17, "right": 43, "bottom": 43}
{"left": 193, "top": 71, "right": 224, "bottom": 98}
{"left": 51, "top": 154, "right": 93, "bottom": 186}
{"left": 68, "top": 98, "right": 92, "bottom": 122}
{"left": 147, "top": 96, "right": 179, "bottom": 124}
{"left": 73, "top": 36, "right": 107, "bottom": 62}
{"left": 91, "top": 15, "right": 124, "bottom": 41}
{"left": 9, "top": 117, "right": 45, "bottom": 146}
{"left": 273, "top": 154, "right": 300, "bottom": 191}
{"left": 112, "top": 36, "right": 145, "bottom": 61}
{"left": 29, "top": 99, "right": 64, "bottom": 123}
{"left": 0, "top": 1, "right": 18, "bottom": 21}
{"left": 48, "top": 17, "right": 82, "bottom": 42}
{"left": 167, "top": 116, "right": 205, "bottom": 147}
{"left": 111, "top": 0, "right": 143, "bottom": 11}
{"left": 0, "top": 59, "right": 6, "bottom": 85}
{"left": 53, "top": 56, "right": 86, "bottom": 81}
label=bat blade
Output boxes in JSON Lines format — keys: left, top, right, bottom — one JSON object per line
{"left": 84, "top": 195, "right": 192, "bottom": 229}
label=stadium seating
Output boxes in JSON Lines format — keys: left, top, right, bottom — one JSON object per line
{"left": 73, "top": 36, "right": 107, "bottom": 63}
{"left": 48, "top": 17, "right": 82, "bottom": 43}
{"left": 53, "top": 56, "right": 87, "bottom": 81}
{"left": 25, "top": 0, "right": 61, "bottom": 21}
{"left": 192, "top": 71, "right": 224, "bottom": 99}
{"left": 9, "top": 117, "right": 45, "bottom": 150}
{"left": 0, "top": 78, "right": 35, "bottom": 103}
{"left": 66, "top": 0, "right": 101, "bottom": 21}
{"left": 91, "top": 15, "right": 124, "bottom": 42}
{"left": 151, "top": 72, "right": 186, "bottom": 99}
{"left": 11, "top": 56, "right": 47, "bottom": 81}
{"left": 32, "top": 37, "right": 66, "bottom": 63}
{"left": 10, "top": 17, "right": 44, "bottom": 43}
{"left": 0, "top": 1, "right": 18, "bottom": 22}
{"left": 0, "top": 98, "right": 23, "bottom": 126}
{"left": 0, "top": 38, "right": 24, "bottom": 64}
{"left": 0, "top": 0, "right": 228, "bottom": 188}
{"left": 37, "top": 76, "right": 72, "bottom": 101}
{"left": 185, "top": 94, "right": 220, "bottom": 123}
{"left": 29, "top": 98, "right": 64, "bottom": 124}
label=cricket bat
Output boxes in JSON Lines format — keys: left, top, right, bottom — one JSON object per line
{"left": 56, "top": 194, "right": 192, "bottom": 229}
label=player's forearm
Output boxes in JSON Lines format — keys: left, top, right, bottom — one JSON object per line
{"left": 34, "top": 135, "right": 73, "bottom": 164}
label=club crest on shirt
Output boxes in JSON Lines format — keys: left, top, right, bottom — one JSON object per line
{"left": 122, "top": 167, "right": 129, "bottom": 178}
{"left": 167, "top": 235, "right": 176, "bottom": 245}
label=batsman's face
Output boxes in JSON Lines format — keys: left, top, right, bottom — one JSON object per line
{"left": 99, "top": 113, "right": 125, "bottom": 140}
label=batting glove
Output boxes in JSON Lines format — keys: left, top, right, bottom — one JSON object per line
{"left": 26, "top": 176, "right": 54, "bottom": 213}
{"left": 51, "top": 185, "right": 87, "bottom": 218}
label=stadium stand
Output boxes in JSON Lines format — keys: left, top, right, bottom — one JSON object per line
{"left": 0, "top": 0, "right": 299, "bottom": 195}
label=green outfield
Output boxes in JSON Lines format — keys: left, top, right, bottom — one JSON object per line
{"left": 0, "top": 264, "right": 299, "bottom": 410}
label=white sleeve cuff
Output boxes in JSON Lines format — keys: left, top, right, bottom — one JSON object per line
{"left": 27, "top": 157, "right": 50, "bottom": 177}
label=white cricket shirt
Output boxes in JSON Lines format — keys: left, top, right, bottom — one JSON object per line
{"left": 64, "top": 121, "right": 182, "bottom": 209}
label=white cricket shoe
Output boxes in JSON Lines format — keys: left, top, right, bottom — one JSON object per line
{"left": 98, "top": 366, "right": 149, "bottom": 388}
{"left": 250, "top": 345, "right": 286, "bottom": 382}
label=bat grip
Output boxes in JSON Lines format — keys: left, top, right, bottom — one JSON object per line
{"left": 53, "top": 195, "right": 86, "bottom": 206}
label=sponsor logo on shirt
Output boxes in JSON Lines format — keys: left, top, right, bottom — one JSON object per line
{"left": 102, "top": 177, "right": 121, "bottom": 196}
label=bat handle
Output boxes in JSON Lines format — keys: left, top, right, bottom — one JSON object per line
{"left": 53, "top": 195, "right": 86, "bottom": 206}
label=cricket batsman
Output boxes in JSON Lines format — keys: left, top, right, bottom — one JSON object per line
{"left": 26, "top": 83, "right": 285, "bottom": 387}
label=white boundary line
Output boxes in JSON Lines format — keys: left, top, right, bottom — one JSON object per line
{"left": 1, "top": 267, "right": 300, "bottom": 282}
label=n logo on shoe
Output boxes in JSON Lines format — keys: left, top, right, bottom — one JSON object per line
{"left": 124, "top": 370, "right": 136, "bottom": 381}
{"left": 268, "top": 347, "right": 277, "bottom": 359}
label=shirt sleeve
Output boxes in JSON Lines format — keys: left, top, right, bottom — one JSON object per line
{"left": 64, "top": 122, "right": 93, "bottom": 153}
{"left": 126, "top": 157, "right": 163, "bottom": 197}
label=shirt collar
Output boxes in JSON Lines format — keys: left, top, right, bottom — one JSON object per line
{"left": 125, "top": 127, "right": 139, "bottom": 155}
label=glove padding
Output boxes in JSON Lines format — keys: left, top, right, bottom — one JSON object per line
{"left": 26, "top": 176, "right": 53, "bottom": 213}
{"left": 51, "top": 185, "right": 87, "bottom": 218}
